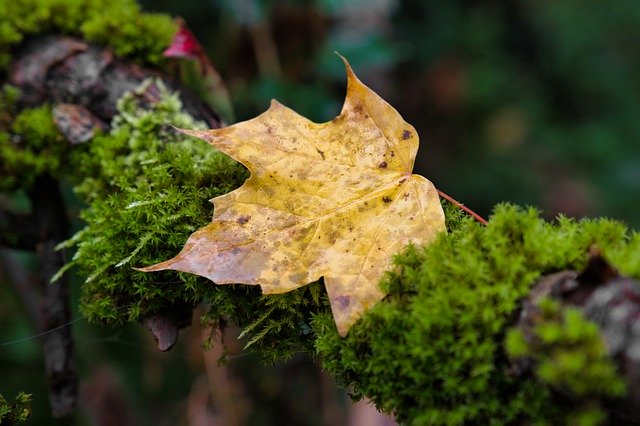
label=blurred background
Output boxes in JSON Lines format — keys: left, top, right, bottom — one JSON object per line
{"left": 143, "top": 0, "right": 640, "bottom": 225}
{"left": 4, "top": 0, "right": 640, "bottom": 424}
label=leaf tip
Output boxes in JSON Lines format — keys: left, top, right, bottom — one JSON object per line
{"left": 174, "top": 126, "right": 202, "bottom": 138}
{"left": 134, "top": 262, "right": 170, "bottom": 273}
{"left": 269, "top": 99, "right": 284, "bottom": 109}
{"left": 335, "top": 52, "right": 356, "bottom": 79}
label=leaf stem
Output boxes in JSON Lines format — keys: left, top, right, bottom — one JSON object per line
{"left": 437, "top": 189, "right": 488, "bottom": 226}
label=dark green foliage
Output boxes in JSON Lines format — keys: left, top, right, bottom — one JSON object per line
{"left": 60, "top": 80, "right": 248, "bottom": 324}
{"left": 506, "top": 298, "right": 625, "bottom": 425}
{"left": 0, "top": 392, "right": 32, "bottom": 424}
{"left": 313, "top": 204, "right": 640, "bottom": 425}
{"left": 0, "top": 104, "right": 66, "bottom": 190}
{"left": 0, "top": 0, "right": 176, "bottom": 70}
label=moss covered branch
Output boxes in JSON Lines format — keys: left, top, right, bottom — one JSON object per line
{"left": 3, "top": 1, "right": 640, "bottom": 424}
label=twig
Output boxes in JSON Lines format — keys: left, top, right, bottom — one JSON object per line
{"left": 437, "top": 189, "right": 488, "bottom": 226}
{"left": 28, "top": 174, "right": 78, "bottom": 418}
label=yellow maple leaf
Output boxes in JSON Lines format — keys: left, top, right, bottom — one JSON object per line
{"left": 141, "top": 57, "right": 446, "bottom": 336}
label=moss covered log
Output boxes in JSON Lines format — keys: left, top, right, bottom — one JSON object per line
{"left": 3, "top": 0, "right": 640, "bottom": 424}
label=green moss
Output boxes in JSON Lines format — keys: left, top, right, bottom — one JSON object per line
{"left": 201, "top": 281, "right": 328, "bottom": 364}
{"left": 0, "top": 392, "right": 32, "bottom": 424}
{"left": 0, "top": 104, "right": 66, "bottom": 190}
{"left": 61, "top": 79, "right": 248, "bottom": 324}
{"left": 312, "top": 204, "right": 640, "bottom": 425}
{"left": 0, "top": 0, "right": 176, "bottom": 70}
{"left": 0, "top": 84, "right": 19, "bottom": 126}
{"left": 506, "top": 298, "right": 625, "bottom": 424}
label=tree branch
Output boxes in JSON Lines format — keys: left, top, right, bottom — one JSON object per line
{"left": 9, "top": 35, "right": 222, "bottom": 128}
{"left": 27, "top": 174, "right": 77, "bottom": 418}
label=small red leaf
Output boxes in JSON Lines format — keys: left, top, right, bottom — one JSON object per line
{"left": 163, "top": 19, "right": 202, "bottom": 60}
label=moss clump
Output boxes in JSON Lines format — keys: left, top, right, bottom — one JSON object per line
{"left": 0, "top": 0, "right": 176, "bottom": 70}
{"left": 313, "top": 204, "right": 640, "bottom": 425}
{"left": 0, "top": 103, "right": 67, "bottom": 190}
{"left": 506, "top": 298, "right": 625, "bottom": 425}
{"left": 60, "top": 79, "right": 248, "bottom": 324}
{"left": 202, "top": 281, "right": 329, "bottom": 364}
{"left": 0, "top": 392, "right": 32, "bottom": 424}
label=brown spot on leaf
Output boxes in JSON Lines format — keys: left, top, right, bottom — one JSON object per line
{"left": 237, "top": 215, "right": 251, "bottom": 225}
{"left": 378, "top": 161, "right": 388, "bottom": 169}
{"left": 335, "top": 295, "right": 351, "bottom": 309}
{"left": 402, "top": 130, "right": 412, "bottom": 140}
{"left": 382, "top": 196, "right": 392, "bottom": 203}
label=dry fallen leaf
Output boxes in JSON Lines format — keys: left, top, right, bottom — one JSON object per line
{"left": 141, "top": 57, "right": 446, "bottom": 335}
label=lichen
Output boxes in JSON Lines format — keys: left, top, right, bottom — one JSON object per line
{"left": 0, "top": 0, "right": 176, "bottom": 70}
